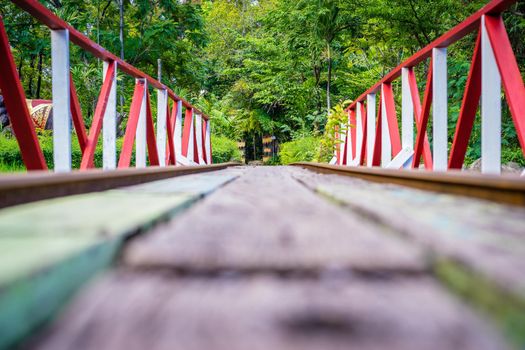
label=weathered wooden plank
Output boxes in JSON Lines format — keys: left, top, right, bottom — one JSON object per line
{"left": 30, "top": 272, "right": 509, "bottom": 350}
{"left": 0, "top": 238, "right": 119, "bottom": 350}
{"left": 0, "top": 169, "right": 242, "bottom": 240}
{"left": 120, "top": 168, "right": 244, "bottom": 195}
{"left": 292, "top": 169, "right": 525, "bottom": 292}
{"left": 292, "top": 168, "right": 525, "bottom": 346}
{"left": 0, "top": 169, "right": 241, "bottom": 349}
{"left": 0, "top": 237, "right": 105, "bottom": 286}
{"left": 0, "top": 162, "right": 238, "bottom": 209}
{"left": 124, "top": 167, "right": 426, "bottom": 274}
{"left": 0, "top": 192, "right": 193, "bottom": 239}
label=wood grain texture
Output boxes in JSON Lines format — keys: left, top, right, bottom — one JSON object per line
{"left": 31, "top": 272, "right": 509, "bottom": 350}
{"left": 292, "top": 168, "right": 525, "bottom": 298}
{"left": 123, "top": 166, "right": 426, "bottom": 275}
{"left": 22, "top": 166, "right": 514, "bottom": 350}
{"left": 0, "top": 162, "right": 238, "bottom": 209}
{"left": 0, "top": 169, "right": 240, "bottom": 349}
{"left": 292, "top": 162, "right": 525, "bottom": 206}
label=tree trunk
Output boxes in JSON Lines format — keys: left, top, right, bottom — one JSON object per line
{"left": 17, "top": 56, "right": 23, "bottom": 81}
{"left": 326, "top": 43, "right": 332, "bottom": 115}
{"left": 36, "top": 51, "right": 43, "bottom": 99}
{"left": 118, "top": 0, "right": 125, "bottom": 115}
{"left": 118, "top": 0, "right": 124, "bottom": 60}
{"left": 313, "top": 64, "right": 321, "bottom": 114}
{"left": 253, "top": 133, "right": 256, "bottom": 161}
{"left": 27, "top": 54, "right": 35, "bottom": 97}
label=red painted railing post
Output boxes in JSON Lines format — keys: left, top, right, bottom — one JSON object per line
{"left": 145, "top": 89, "right": 160, "bottom": 166}
{"left": 193, "top": 121, "right": 199, "bottom": 164}
{"left": 118, "top": 80, "right": 146, "bottom": 168}
{"left": 166, "top": 101, "right": 177, "bottom": 165}
{"left": 182, "top": 107, "right": 194, "bottom": 161}
{"left": 411, "top": 63, "right": 434, "bottom": 169}
{"left": 69, "top": 73, "right": 88, "bottom": 153}
{"left": 202, "top": 118, "right": 208, "bottom": 164}
{"left": 382, "top": 83, "right": 402, "bottom": 157}
{"left": 372, "top": 98, "right": 382, "bottom": 166}
{"left": 350, "top": 108, "right": 357, "bottom": 163}
{"left": 341, "top": 118, "right": 349, "bottom": 166}
{"left": 0, "top": 15, "right": 47, "bottom": 170}
{"left": 448, "top": 31, "right": 482, "bottom": 169}
{"left": 359, "top": 104, "right": 367, "bottom": 166}
{"left": 485, "top": 15, "right": 525, "bottom": 158}
{"left": 80, "top": 61, "right": 116, "bottom": 169}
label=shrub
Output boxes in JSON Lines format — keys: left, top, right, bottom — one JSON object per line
{"left": 319, "top": 101, "right": 352, "bottom": 163}
{"left": 264, "top": 155, "right": 281, "bottom": 165}
{"left": 0, "top": 132, "right": 116, "bottom": 171}
{"left": 279, "top": 136, "right": 321, "bottom": 165}
{"left": 0, "top": 132, "right": 247, "bottom": 170}
{"left": 0, "top": 134, "right": 26, "bottom": 171}
{"left": 502, "top": 147, "right": 525, "bottom": 166}
{"left": 211, "top": 135, "right": 242, "bottom": 163}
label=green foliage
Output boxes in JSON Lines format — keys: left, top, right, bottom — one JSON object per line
{"left": 211, "top": 135, "right": 241, "bottom": 163}
{"left": 0, "top": 134, "right": 26, "bottom": 171}
{"left": 1, "top": 0, "right": 524, "bottom": 167}
{"left": 279, "top": 136, "right": 321, "bottom": 165}
{"left": 502, "top": 148, "right": 525, "bottom": 167}
{"left": 319, "top": 101, "right": 352, "bottom": 162}
{"left": 264, "top": 155, "right": 281, "bottom": 166}
{"left": 1, "top": 0, "right": 207, "bottom": 126}
{"left": 0, "top": 133, "right": 127, "bottom": 171}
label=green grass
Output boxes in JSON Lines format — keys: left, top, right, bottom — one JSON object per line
{"left": 0, "top": 161, "right": 25, "bottom": 173}
{"left": 0, "top": 132, "right": 125, "bottom": 172}
{"left": 0, "top": 132, "right": 239, "bottom": 172}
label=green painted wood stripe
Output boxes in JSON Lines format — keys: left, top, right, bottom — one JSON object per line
{"left": 435, "top": 259, "right": 525, "bottom": 350}
{"left": 0, "top": 238, "right": 120, "bottom": 349}
{"left": 0, "top": 170, "right": 240, "bottom": 349}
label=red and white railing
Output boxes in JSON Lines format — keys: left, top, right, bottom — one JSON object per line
{"left": 335, "top": 0, "right": 524, "bottom": 175}
{"left": 0, "top": 0, "right": 212, "bottom": 172}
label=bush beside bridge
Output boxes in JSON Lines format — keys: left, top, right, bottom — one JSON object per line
{"left": 0, "top": 133, "right": 122, "bottom": 171}
{"left": 0, "top": 133, "right": 240, "bottom": 171}
{"left": 211, "top": 135, "right": 242, "bottom": 164}
{"left": 279, "top": 136, "right": 323, "bottom": 165}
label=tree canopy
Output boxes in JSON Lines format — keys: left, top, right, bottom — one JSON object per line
{"left": 1, "top": 0, "right": 524, "bottom": 164}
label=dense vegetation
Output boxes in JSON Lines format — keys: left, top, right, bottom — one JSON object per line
{"left": 0, "top": 132, "right": 240, "bottom": 170}
{"left": 0, "top": 0, "right": 524, "bottom": 168}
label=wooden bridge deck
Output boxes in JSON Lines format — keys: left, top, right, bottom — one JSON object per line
{"left": 1, "top": 166, "right": 525, "bottom": 349}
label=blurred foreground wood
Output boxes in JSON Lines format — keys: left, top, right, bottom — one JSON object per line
{"left": 15, "top": 167, "right": 525, "bottom": 349}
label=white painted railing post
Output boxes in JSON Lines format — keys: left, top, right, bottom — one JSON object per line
{"left": 103, "top": 61, "right": 117, "bottom": 170}
{"left": 366, "top": 93, "right": 376, "bottom": 167}
{"left": 432, "top": 47, "right": 448, "bottom": 171}
{"left": 186, "top": 108, "right": 195, "bottom": 163}
{"left": 339, "top": 123, "right": 346, "bottom": 165}
{"left": 156, "top": 88, "right": 168, "bottom": 166}
{"left": 174, "top": 100, "right": 183, "bottom": 161}
{"left": 481, "top": 15, "right": 501, "bottom": 175}
{"left": 356, "top": 101, "right": 363, "bottom": 165}
{"left": 135, "top": 79, "right": 147, "bottom": 168}
{"left": 195, "top": 113, "right": 205, "bottom": 164}
{"left": 401, "top": 68, "right": 414, "bottom": 150}
{"left": 205, "top": 119, "right": 212, "bottom": 164}
{"left": 380, "top": 86, "right": 391, "bottom": 166}
{"left": 345, "top": 116, "right": 353, "bottom": 165}
{"left": 51, "top": 29, "right": 71, "bottom": 172}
